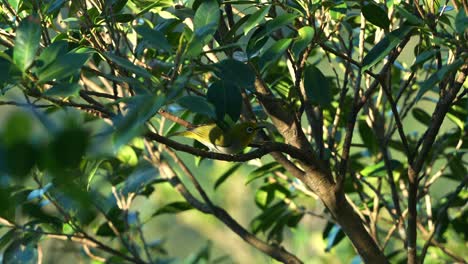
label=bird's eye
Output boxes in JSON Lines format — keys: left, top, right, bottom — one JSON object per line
{"left": 246, "top": 127, "right": 254, "bottom": 133}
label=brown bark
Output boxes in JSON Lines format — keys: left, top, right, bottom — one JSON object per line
{"left": 254, "top": 78, "right": 389, "bottom": 263}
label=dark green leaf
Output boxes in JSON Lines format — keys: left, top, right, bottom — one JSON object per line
{"left": 3, "top": 239, "right": 38, "bottom": 264}
{"left": 104, "top": 52, "right": 152, "bottom": 79}
{"left": 455, "top": 9, "right": 467, "bottom": 34}
{"left": 3, "top": 111, "right": 33, "bottom": 145}
{"left": 135, "top": 25, "right": 172, "bottom": 52}
{"left": 5, "top": 142, "right": 37, "bottom": 178}
{"left": 112, "top": 13, "right": 134, "bottom": 23}
{"left": 214, "top": 163, "right": 242, "bottom": 190}
{"left": 37, "top": 52, "right": 90, "bottom": 83}
{"left": 259, "top": 38, "right": 292, "bottom": 71}
{"left": 113, "top": 95, "right": 165, "bottom": 148}
{"left": 34, "top": 41, "right": 69, "bottom": 76}
{"left": 243, "top": 6, "right": 270, "bottom": 34}
{"left": 417, "top": 58, "right": 464, "bottom": 101}
{"left": 153, "top": 201, "right": 193, "bottom": 216}
{"left": 0, "top": 229, "right": 17, "bottom": 251}
{"left": 212, "top": 59, "right": 255, "bottom": 88}
{"left": 122, "top": 164, "right": 158, "bottom": 195}
{"left": 362, "top": 2, "right": 390, "bottom": 29}
{"left": 46, "top": 0, "right": 69, "bottom": 14}
{"left": 44, "top": 82, "right": 81, "bottom": 97}
{"left": 395, "top": 5, "right": 423, "bottom": 25}
{"left": 411, "top": 50, "right": 437, "bottom": 70}
{"left": 177, "top": 95, "right": 216, "bottom": 118}
{"left": 264, "top": 13, "right": 297, "bottom": 36}
{"left": 246, "top": 162, "right": 283, "bottom": 184}
{"left": 412, "top": 108, "right": 431, "bottom": 126}
{"left": 292, "top": 26, "right": 314, "bottom": 58}
{"left": 303, "top": 65, "right": 332, "bottom": 107}
{"left": 13, "top": 15, "right": 41, "bottom": 72}
{"left": 360, "top": 160, "right": 402, "bottom": 177}
{"left": 362, "top": 26, "right": 414, "bottom": 72}
{"left": 251, "top": 201, "right": 288, "bottom": 233}
{"left": 207, "top": 80, "right": 242, "bottom": 123}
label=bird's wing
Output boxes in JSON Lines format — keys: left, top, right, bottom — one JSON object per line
{"left": 189, "top": 125, "right": 232, "bottom": 147}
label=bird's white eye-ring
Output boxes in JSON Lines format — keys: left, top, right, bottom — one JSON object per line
{"left": 246, "top": 127, "right": 254, "bottom": 133}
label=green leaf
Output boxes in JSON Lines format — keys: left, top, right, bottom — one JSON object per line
{"left": 303, "top": 65, "right": 332, "bottom": 107}
{"left": 34, "top": 41, "right": 69, "bottom": 76}
{"left": 13, "top": 15, "right": 42, "bottom": 72}
{"left": 362, "top": 2, "right": 390, "bottom": 29}
{"left": 395, "top": 5, "right": 423, "bottom": 25}
{"left": 455, "top": 9, "right": 467, "bottom": 34}
{"left": 0, "top": 230, "right": 17, "bottom": 251}
{"left": 212, "top": 59, "right": 255, "bottom": 88}
{"left": 113, "top": 95, "right": 165, "bottom": 148}
{"left": 104, "top": 52, "right": 153, "bottom": 79}
{"left": 116, "top": 145, "right": 138, "bottom": 166}
{"left": 417, "top": 58, "right": 464, "bottom": 101}
{"left": 251, "top": 201, "right": 288, "bottom": 233}
{"left": 43, "top": 82, "right": 81, "bottom": 97}
{"left": 46, "top": 0, "right": 69, "bottom": 14}
{"left": 122, "top": 164, "right": 158, "bottom": 195}
{"left": 214, "top": 164, "right": 242, "bottom": 190}
{"left": 264, "top": 13, "right": 297, "bottom": 36}
{"left": 412, "top": 108, "right": 431, "bottom": 126}
{"left": 246, "top": 162, "right": 283, "bottom": 184}
{"left": 134, "top": 25, "right": 172, "bottom": 52}
{"left": 37, "top": 52, "right": 90, "bottom": 83}
{"left": 360, "top": 160, "right": 402, "bottom": 177}
{"left": 3, "top": 111, "right": 33, "bottom": 145}
{"left": 186, "top": 0, "right": 219, "bottom": 57}
{"left": 153, "top": 201, "right": 193, "bottom": 216}
{"left": 243, "top": 6, "right": 270, "bottom": 35}
{"left": 177, "top": 95, "right": 216, "bottom": 118}
{"left": 207, "top": 80, "right": 242, "bottom": 123}
{"left": 329, "top": 2, "right": 347, "bottom": 20}
{"left": 362, "top": 26, "right": 414, "bottom": 72}
{"left": 358, "top": 120, "right": 378, "bottom": 155}
{"left": 48, "top": 126, "right": 89, "bottom": 172}
{"left": 259, "top": 38, "right": 292, "bottom": 71}
{"left": 292, "top": 26, "right": 314, "bottom": 58}
{"left": 411, "top": 49, "right": 437, "bottom": 70}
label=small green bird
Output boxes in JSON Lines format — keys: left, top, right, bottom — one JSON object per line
{"left": 172, "top": 122, "right": 264, "bottom": 154}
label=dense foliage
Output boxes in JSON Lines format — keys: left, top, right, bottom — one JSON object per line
{"left": 0, "top": 0, "right": 466, "bottom": 263}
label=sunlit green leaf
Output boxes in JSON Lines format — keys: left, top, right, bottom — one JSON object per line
{"left": 243, "top": 6, "right": 270, "bottom": 35}
{"left": 362, "top": 26, "right": 414, "bottom": 72}
{"left": 412, "top": 108, "right": 431, "bottom": 126}
{"left": 13, "top": 15, "right": 41, "bottom": 73}
{"left": 292, "top": 26, "right": 314, "bottom": 58}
